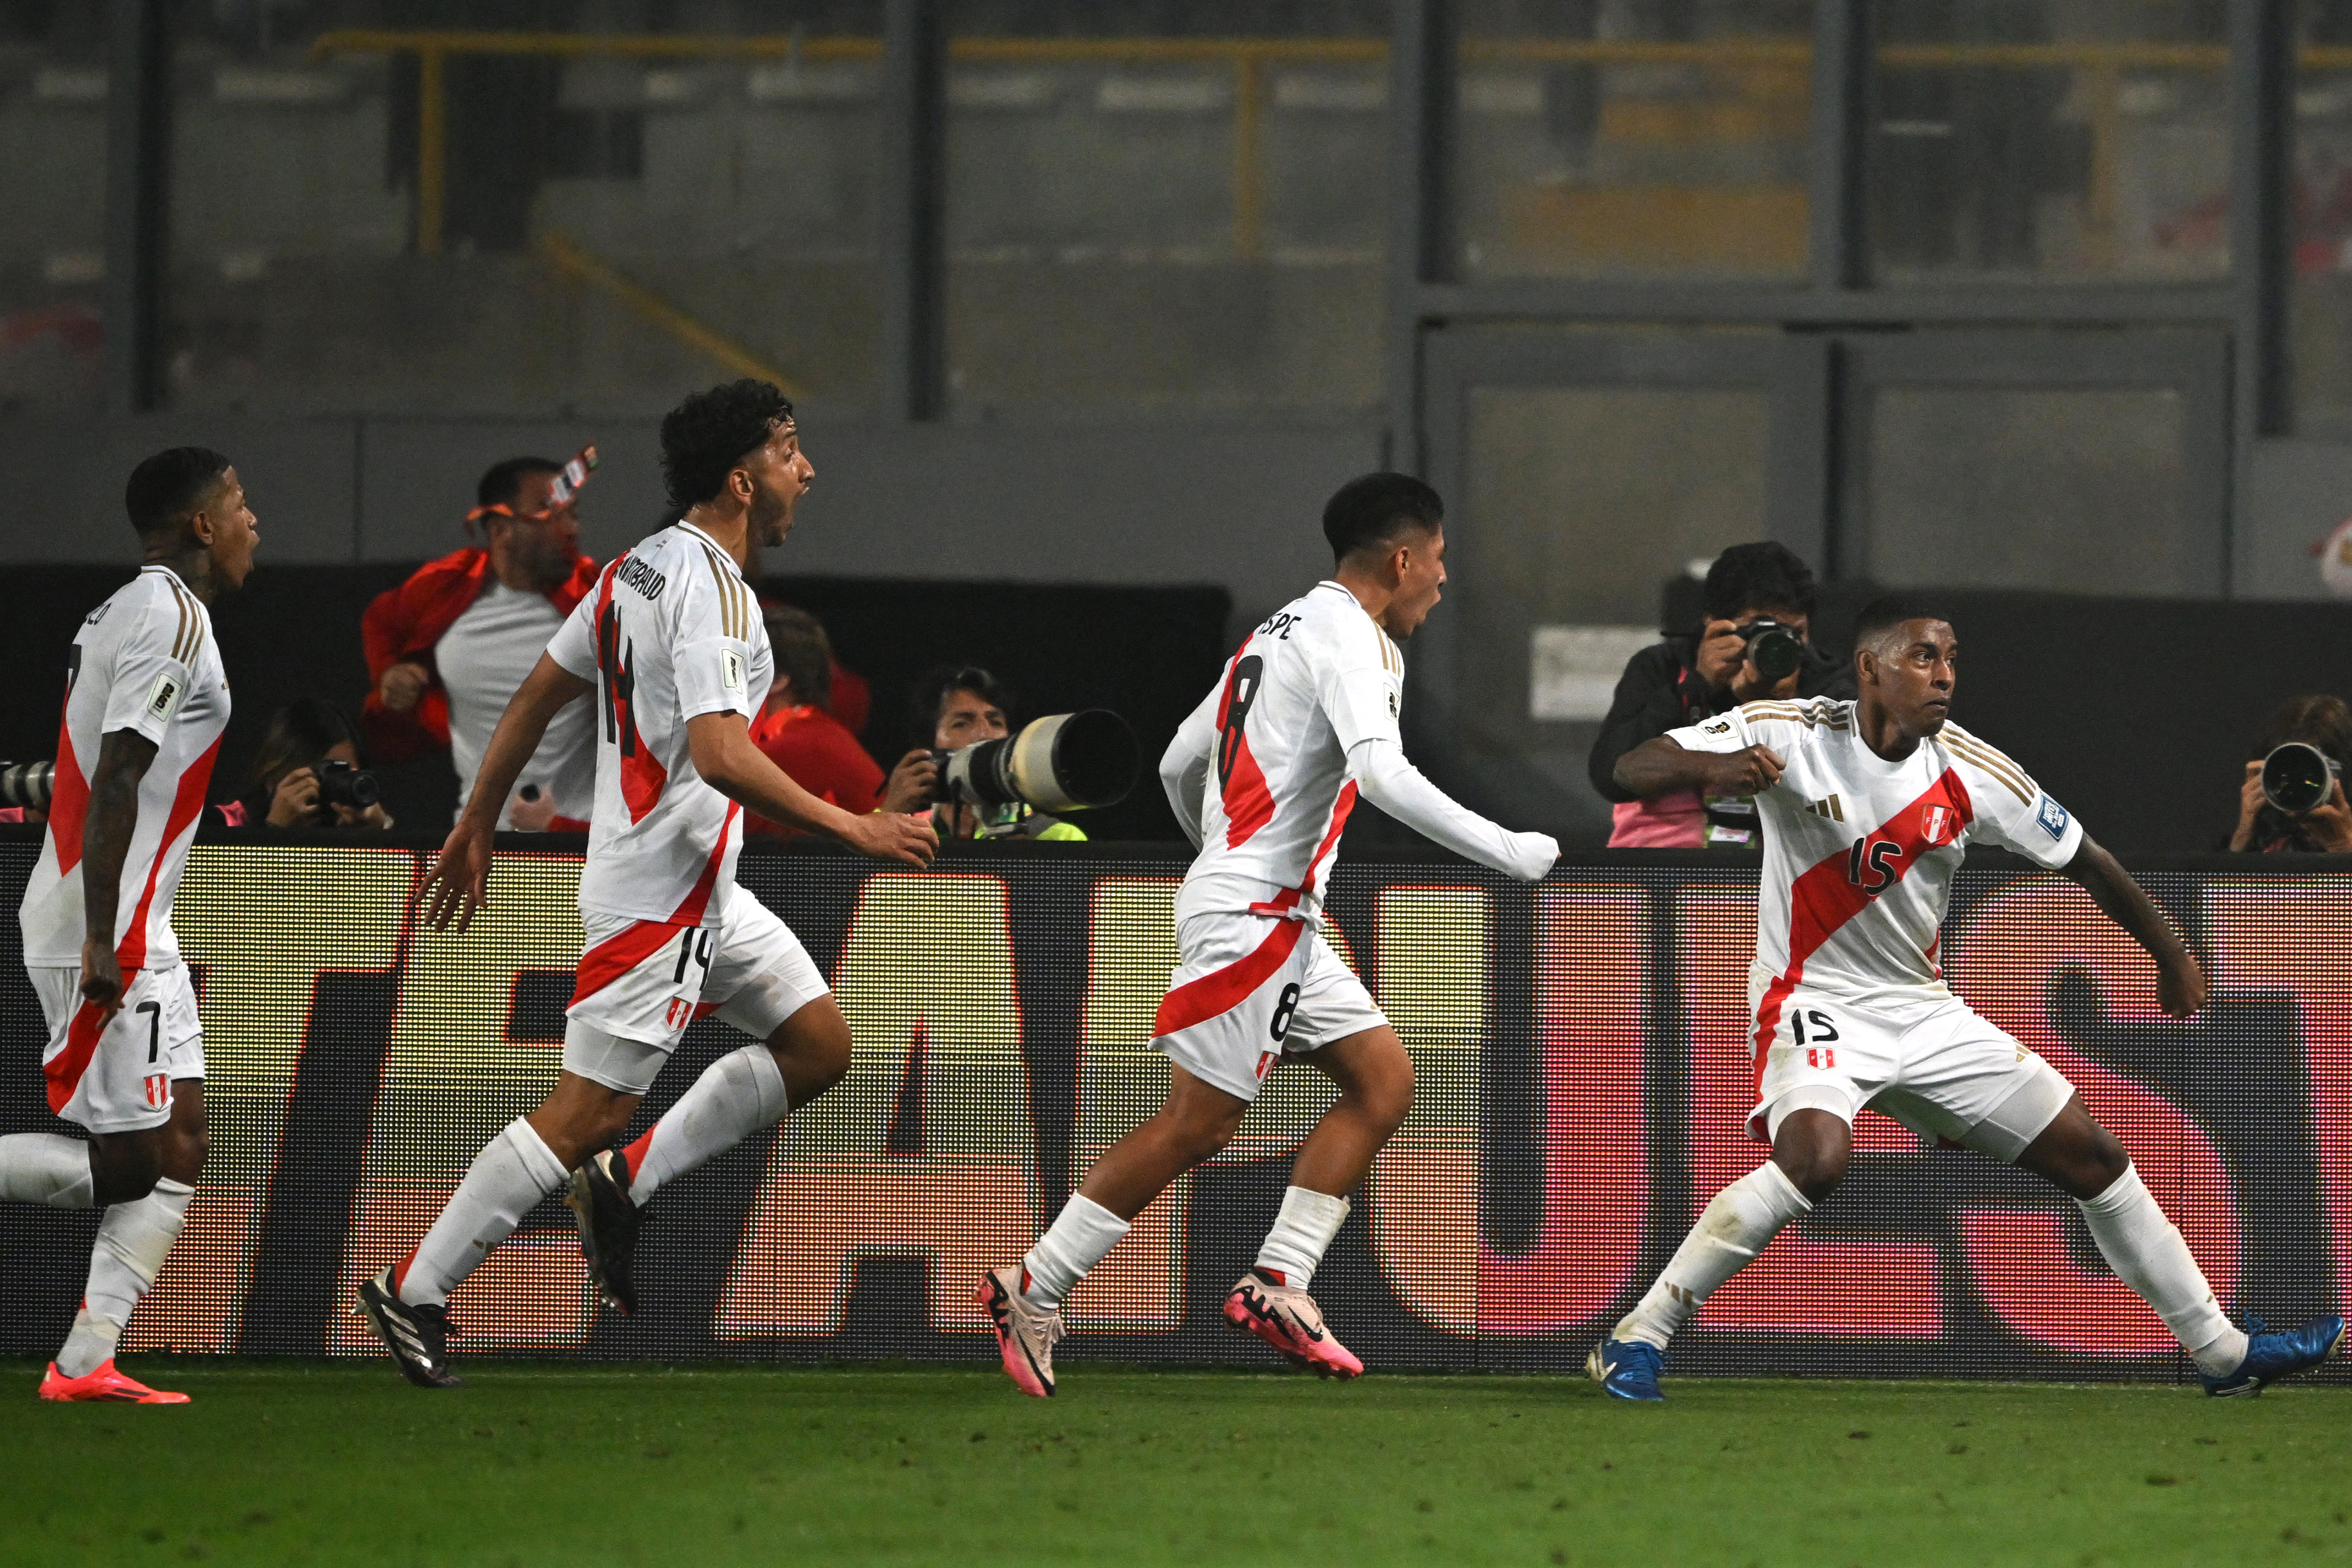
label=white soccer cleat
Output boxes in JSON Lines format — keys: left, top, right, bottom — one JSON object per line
{"left": 1223, "top": 1267, "right": 1365, "bottom": 1379}
{"left": 975, "top": 1264, "right": 1065, "bottom": 1398}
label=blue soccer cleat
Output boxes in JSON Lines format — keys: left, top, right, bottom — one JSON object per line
{"left": 1587, "top": 1337, "right": 1665, "bottom": 1402}
{"left": 2199, "top": 1314, "right": 2345, "bottom": 1398}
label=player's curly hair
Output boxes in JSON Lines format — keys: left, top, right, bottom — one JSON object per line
{"left": 659, "top": 380, "right": 795, "bottom": 509}
{"left": 125, "top": 446, "right": 232, "bottom": 539}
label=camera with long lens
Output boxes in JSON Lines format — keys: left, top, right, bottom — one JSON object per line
{"left": 314, "top": 758, "right": 382, "bottom": 811}
{"left": 932, "top": 710, "right": 1140, "bottom": 814}
{"left": 1734, "top": 619, "right": 1803, "bottom": 685}
{"left": 0, "top": 760, "right": 55, "bottom": 811}
{"left": 2262, "top": 741, "right": 2344, "bottom": 816}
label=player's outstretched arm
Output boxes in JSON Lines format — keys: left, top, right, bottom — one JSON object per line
{"left": 78, "top": 728, "right": 159, "bottom": 1016}
{"left": 686, "top": 711, "right": 935, "bottom": 868}
{"left": 421, "top": 654, "right": 591, "bottom": 931}
{"left": 1348, "top": 737, "right": 1558, "bottom": 881}
{"left": 2059, "top": 833, "right": 2207, "bottom": 1019}
{"left": 1612, "top": 734, "right": 1785, "bottom": 801}
{"left": 1159, "top": 687, "right": 1217, "bottom": 850}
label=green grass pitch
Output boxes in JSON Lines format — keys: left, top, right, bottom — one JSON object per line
{"left": 6, "top": 1360, "right": 2349, "bottom": 1565}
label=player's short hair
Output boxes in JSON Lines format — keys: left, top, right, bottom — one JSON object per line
{"left": 1854, "top": 593, "right": 1954, "bottom": 654}
{"left": 912, "top": 664, "right": 1011, "bottom": 746}
{"left": 476, "top": 456, "right": 562, "bottom": 513}
{"left": 2255, "top": 694, "right": 2352, "bottom": 768}
{"left": 660, "top": 380, "right": 795, "bottom": 509}
{"left": 1703, "top": 542, "right": 1817, "bottom": 622}
{"left": 125, "top": 446, "right": 232, "bottom": 539}
{"left": 762, "top": 603, "right": 835, "bottom": 713}
{"left": 1322, "top": 473, "right": 1444, "bottom": 565}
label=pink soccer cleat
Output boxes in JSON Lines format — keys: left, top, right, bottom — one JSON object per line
{"left": 975, "top": 1264, "right": 1065, "bottom": 1398}
{"left": 38, "top": 1359, "right": 189, "bottom": 1404}
{"left": 1223, "top": 1267, "right": 1365, "bottom": 1379}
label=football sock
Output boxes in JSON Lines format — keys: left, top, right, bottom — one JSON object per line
{"left": 1254, "top": 1186, "right": 1350, "bottom": 1289}
{"left": 1613, "top": 1161, "right": 1812, "bottom": 1352}
{"left": 1021, "top": 1194, "right": 1129, "bottom": 1310}
{"left": 398, "top": 1118, "right": 569, "bottom": 1308}
{"left": 57, "top": 1176, "right": 193, "bottom": 1379}
{"left": 0, "top": 1132, "right": 95, "bottom": 1208}
{"left": 623, "top": 1045, "right": 790, "bottom": 1204}
{"left": 2076, "top": 1163, "right": 2248, "bottom": 1376}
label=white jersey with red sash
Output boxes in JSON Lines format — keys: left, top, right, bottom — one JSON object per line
{"left": 545, "top": 521, "right": 773, "bottom": 1010}
{"left": 1174, "top": 580, "right": 1405, "bottom": 930}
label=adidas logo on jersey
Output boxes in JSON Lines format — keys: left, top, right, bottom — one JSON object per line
{"left": 1805, "top": 793, "right": 1844, "bottom": 822}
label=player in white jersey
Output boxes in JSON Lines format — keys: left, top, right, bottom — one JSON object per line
{"left": 357, "top": 382, "right": 934, "bottom": 1387}
{"left": 4, "top": 448, "right": 260, "bottom": 1402}
{"left": 978, "top": 474, "right": 1559, "bottom": 1396}
{"left": 1587, "top": 594, "right": 2342, "bottom": 1402}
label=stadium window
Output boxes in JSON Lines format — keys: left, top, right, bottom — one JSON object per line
{"left": 941, "top": 0, "right": 1388, "bottom": 418}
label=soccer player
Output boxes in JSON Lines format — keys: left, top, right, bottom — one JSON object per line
{"left": 1588, "top": 595, "right": 2343, "bottom": 1402}
{"left": 4, "top": 448, "right": 259, "bottom": 1402}
{"left": 977, "top": 473, "right": 1559, "bottom": 1396}
{"left": 357, "top": 381, "right": 935, "bottom": 1386}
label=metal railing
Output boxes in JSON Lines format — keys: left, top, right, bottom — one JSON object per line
{"left": 308, "top": 30, "right": 2324, "bottom": 263}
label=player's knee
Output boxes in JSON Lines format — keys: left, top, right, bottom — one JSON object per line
{"left": 795, "top": 1019, "right": 853, "bottom": 1096}
{"left": 1357, "top": 1059, "right": 1413, "bottom": 1138}
{"left": 2074, "top": 1126, "right": 2130, "bottom": 1197}
{"left": 89, "top": 1138, "right": 163, "bottom": 1206}
{"left": 1769, "top": 1114, "right": 1850, "bottom": 1203}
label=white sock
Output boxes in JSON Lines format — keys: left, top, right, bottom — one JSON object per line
{"left": 625, "top": 1045, "right": 790, "bottom": 1204}
{"left": 1021, "top": 1194, "right": 1130, "bottom": 1310}
{"left": 1613, "top": 1161, "right": 1812, "bottom": 1352}
{"left": 2076, "top": 1163, "right": 2248, "bottom": 1376}
{"left": 57, "top": 1176, "right": 195, "bottom": 1378}
{"left": 398, "top": 1118, "right": 569, "bottom": 1308}
{"left": 1254, "top": 1186, "right": 1350, "bottom": 1290}
{"left": 0, "top": 1132, "right": 95, "bottom": 1208}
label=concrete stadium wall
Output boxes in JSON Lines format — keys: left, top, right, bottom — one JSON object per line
{"left": 0, "top": 412, "right": 1383, "bottom": 636}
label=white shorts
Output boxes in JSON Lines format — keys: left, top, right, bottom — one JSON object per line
{"left": 30, "top": 964, "right": 204, "bottom": 1134}
{"left": 1151, "top": 912, "right": 1388, "bottom": 1104}
{"left": 563, "top": 893, "right": 829, "bottom": 1095}
{"left": 1749, "top": 964, "right": 2073, "bottom": 1162}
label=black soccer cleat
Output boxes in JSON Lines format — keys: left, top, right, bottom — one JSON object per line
{"left": 355, "top": 1265, "right": 462, "bottom": 1388}
{"left": 567, "top": 1149, "right": 648, "bottom": 1316}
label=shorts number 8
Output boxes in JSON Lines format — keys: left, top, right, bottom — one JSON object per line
{"left": 1269, "top": 982, "right": 1302, "bottom": 1043}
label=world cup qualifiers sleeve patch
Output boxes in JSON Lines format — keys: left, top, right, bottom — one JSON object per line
{"left": 721, "top": 649, "right": 745, "bottom": 695}
{"left": 2037, "top": 793, "right": 2070, "bottom": 840}
{"left": 1702, "top": 718, "right": 1733, "bottom": 736}
{"left": 146, "top": 671, "right": 184, "bottom": 721}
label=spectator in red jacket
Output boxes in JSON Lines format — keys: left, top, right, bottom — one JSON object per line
{"left": 362, "top": 455, "right": 600, "bottom": 828}
{"left": 746, "top": 603, "right": 885, "bottom": 836}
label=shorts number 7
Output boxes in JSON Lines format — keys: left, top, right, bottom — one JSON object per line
{"left": 136, "top": 1000, "right": 161, "bottom": 1063}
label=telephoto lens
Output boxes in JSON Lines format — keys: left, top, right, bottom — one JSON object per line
{"left": 314, "top": 758, "right": 382, "bottom": 811}
{"left": 2261, "top": 741, "right": 2342, "bottom": 816}
{"left": 937, "top": 711, "right": 1140, "bottom": 813}
{"left": 0, "top": 760, "right": 55, "bottom": 811}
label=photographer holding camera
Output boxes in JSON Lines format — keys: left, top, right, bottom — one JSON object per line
{"left": 883, "top": 665, "right": 1090, "bottom": 841}
{"left": 2227, "top": 695, "right": 2352, "bottom": 853}
{"left": 1588, "top": 543, "right": 1853, "bottom": 848}
{"left": 209, "top": 700, "right": 394, "bottom": 831}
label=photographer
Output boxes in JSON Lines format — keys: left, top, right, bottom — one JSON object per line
{"left": 745, "top": 604, "right": 884, "bottom": 836}
{"left": 1588, "top": 542, "right": 1852, "bottom": 847}
{"left": 208, "top": 700, "right": 394, "bottom": 831}
{"left": 883, "top": 664, "right": 1086, "bottom": 841}
{"left": 2227, "top": 695, "right": 2352, "bottom": 853}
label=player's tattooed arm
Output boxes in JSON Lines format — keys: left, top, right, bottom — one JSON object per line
{"left": 2060, "top": 833, "right": 2207, "bottom": 1019}
{"left": 1612, "top": 736, "right": 1785, "bottom": 800}
{"left": 78, "top": 728, "right": 159, "bottom": 1014}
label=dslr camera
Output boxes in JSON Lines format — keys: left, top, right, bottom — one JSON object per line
{"left": 2261, "top": 741, "right": 2344, "bottom": 816}
{"left": 1733, "top": 619, "right": 1803, "bottom": 685}
{"left": 932, "top": 710, "right": 1140, "bottom": 814}
{"left": 0, "top": 760, "right": 54, "bottom": 811}
{"left": 314, "top": 758, "right": 382, "bottom": 811}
